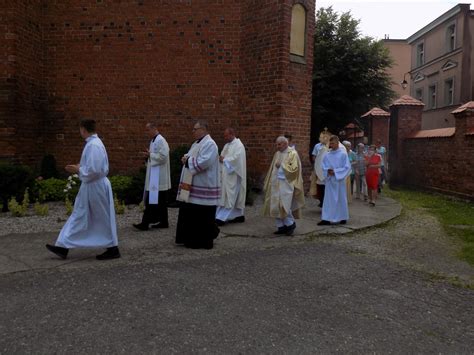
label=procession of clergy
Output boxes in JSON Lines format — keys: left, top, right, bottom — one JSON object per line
{"left": 46, "top": 119, "right": 357, "bottom": 260}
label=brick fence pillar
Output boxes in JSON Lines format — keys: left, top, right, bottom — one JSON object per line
{"left": 388, "top": 95, "right": 424, "bottom": 186}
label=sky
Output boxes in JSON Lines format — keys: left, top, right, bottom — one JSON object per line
{"left": 315, "top": 0, "right": 464, "bottom": 40}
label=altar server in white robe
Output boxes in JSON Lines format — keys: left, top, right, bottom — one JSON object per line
{"left": 216, "top": 127, "right": 247, "bottom": 225}
{"left": 176, "top": 120, "right": 220, "bottom": 249}
{"left": 133, "top": 122, "right": 171, "bottom": 231}
{"left": 46, "top": 119, "right": 120, "bottom": 260}
{"left": 263, "top": 136, "right": 305, "bottom": 236}
{"left": 318, "top": 135, "right": 352, "bottom": 226}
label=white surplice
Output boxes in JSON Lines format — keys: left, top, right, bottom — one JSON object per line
{"left": 216, "top": 138, "right": 247, "bottom": 221}
{"left": 321, "top": 147, "right": 352, "bottom": 223}
{"left": 144, "top": 134, "right": 171, "bottom": 204}
{"left": 56, "top": 135, "right": 118, "bottom": 248}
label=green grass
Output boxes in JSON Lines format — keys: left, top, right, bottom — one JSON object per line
{"left": 385, "top": 187, "right": 474, "bottom": 266}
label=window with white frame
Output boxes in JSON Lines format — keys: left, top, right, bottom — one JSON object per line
{"left": 444, "top": 78, "right": 454, "bottom": 105}
{"left": 446, "top": 24, "right": 455, "bottom": 52}
{"left": 428, "top": 84, "right": 437, "bottom": 109}
{"left": 416, "top": 42, "right": 424, "bottom": 67}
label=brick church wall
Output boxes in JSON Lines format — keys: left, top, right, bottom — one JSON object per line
{"left": 0, "top": 1, "right": 46, "bottom": 166}
{"left": 1, "top": 0, "right": 314, "bottom": 184}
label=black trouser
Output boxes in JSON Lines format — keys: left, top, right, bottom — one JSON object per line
{"left": 317, "top": 184, "right": 325, "bottom": 207}
{"left": 142, "top": 190, "right": 169, "bottom": 226}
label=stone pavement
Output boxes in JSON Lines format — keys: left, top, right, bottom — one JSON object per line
{"left": 2, "top": 196, "right": 474, "bottom": 353}
{"left": 0, "top": 197, "right": 400, "bottom": 275}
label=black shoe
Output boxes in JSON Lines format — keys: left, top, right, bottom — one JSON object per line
{"left": 215, "top": 219, "right": 226, "bottom": 226}
{"left": 340, "top": 220, "right": 347, "bottom": 225}
{"left": 274, "top": 226, "right": 287, "bottom": 235}
{"left": 317, "top": 220, "right": 330, "bottom": 226}
{"left": 46, "top": 244, "right": 68, "bottom": 259}
{"left": 150, "top": 222, "right": 169, "bottom": 229}
{"left": 229, "top": 216, "right": 245, "bottom": 223}
{"left": 285, "top": 222, "right": 296, "bottom": 236}
{"left": 96, "top": 247, "right": 121, "bottom": 260}
{"left": 133, "top": 223, "right": 149, "bottom": 231}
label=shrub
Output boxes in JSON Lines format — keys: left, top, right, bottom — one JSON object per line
{"left": 109, "top": 175, "right": 134, "bottom": 202}
{"left": 34, "top": 202, "right": 49, "bottom": 216}
{"left": 0, "top": 163, "right": 34, "bottom": 212}
{"left": 39, "top": 154, "right": 59, "bottom": 179}
{"left": 8, "top": 188, "right": 30, "bottom": 217}
{"left": 169, "top": 145, "right": 190, "bottom": 203}
{"left": 114, "top": 194, "right": 126, "bottom": 215}
{"left": 65, "top": 196, "right": 73, "bottom": 216}
{"left": 127, "top": 167, "right": 147, "bottom": 204}
{"left": 36, "top": 178, "right": 67, "bottom": 201}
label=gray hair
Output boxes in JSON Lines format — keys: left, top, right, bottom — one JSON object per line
{"left": 146, "top": 122, "right": 157, "bottom": 129}
{"left": 275, "top": 136, "right": 289, "bottom": 144}
{"left": 194, "top": 120, "right": 208, "bottom": 130}
{"left": 342, "top": 140, "right": 351, "bottom": 147}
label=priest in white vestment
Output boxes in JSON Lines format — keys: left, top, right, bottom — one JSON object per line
{"left": 133, "top": 122, "right": 171, "bottom": 231}
{"left": 216, "top": 128, "right": 247, "bottom": 225}
{"left": 263, "top": 136, "right": 305, "bottom": 236}
{"left": 176, "top": 121, "right": 220, "bottom": 249}
{"left": 46, "top": 119, "right": 120, "bottom": 260}
{"left": 318, "top": 135, "right": 352, "bottom": 226}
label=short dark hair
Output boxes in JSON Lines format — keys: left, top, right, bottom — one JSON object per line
{"left": 225, "top": 127, "right": 236, "bottom": 136}
{"left": 329, "top": 135, "right": 339, "bottom": 142}
{"left": 80, "top": 119, "right": 96, "bottom": 133}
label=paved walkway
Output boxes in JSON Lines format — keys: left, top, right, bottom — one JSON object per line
{"left": 0, "top": 197, "right": 401, "bottom": 275}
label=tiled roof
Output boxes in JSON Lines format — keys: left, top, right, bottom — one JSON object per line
{"left": 390, "top": 95, "right": 424, "bottom": 107}
{"left": 408, "top": 127, "right": 455, "bottom": 138}
{"left": 451, "top": 101, "right": 474, "bottom": 114}
{"left": 360, "top": 107, "right": 390, "bottom": 118}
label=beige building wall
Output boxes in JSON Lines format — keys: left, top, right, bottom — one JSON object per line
{"left": 383, "top": 39, "right": 411, "bottom": 99}
{"left": 407, "top": 4, "right": 473, "bottom": 130}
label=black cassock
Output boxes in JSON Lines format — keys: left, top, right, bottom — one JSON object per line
{"left": 176, "top": 202, "right": 219, "bottom": 249}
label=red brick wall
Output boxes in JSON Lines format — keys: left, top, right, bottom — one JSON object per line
{"left": 0, "top": 0, "right": 46, "bottom": 165}
{"left": 1, "top": 0, "right": 314, "bottom": 184}
{"left": 371, "top": 117, "right": 389, "bottom": 148}
{"left": 390, "top": 104, "right": 474, "bottom": 198}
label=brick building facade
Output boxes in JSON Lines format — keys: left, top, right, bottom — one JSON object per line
{"left": 0, "top": 0, "right": 315, "bottom": 182}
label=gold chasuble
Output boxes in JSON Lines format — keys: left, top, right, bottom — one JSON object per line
{"left": 263, "top": 147, "right": 305, "bottom": 219}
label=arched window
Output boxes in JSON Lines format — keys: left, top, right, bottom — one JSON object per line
{"left": 290, "top": 4, "right": 307, "bottom": 59}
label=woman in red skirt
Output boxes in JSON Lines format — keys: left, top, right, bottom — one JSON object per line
{"left": 365, "top": 145, "right": 382, "bottom": 206}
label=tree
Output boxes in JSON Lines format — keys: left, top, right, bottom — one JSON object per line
{"left": 311, "top": 7, "right": 395, "bottom": 138}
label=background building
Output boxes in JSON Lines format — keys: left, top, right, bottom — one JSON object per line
{"left": 383, "top": 39, "right": 411, "bottom": 99}
{"left": 407, "top": 3, "right": 473, "bottom": 129}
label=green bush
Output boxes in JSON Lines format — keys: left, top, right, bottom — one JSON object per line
{"left": 34, "top": 202, "right": 49, "bottom": 216}
{"left": 169, "top": 145, "right": 190, "bottom": 203}
{"left": 109, "top": 175, "right": 133, "bottom": 202}
{"left": 0, "top": 163, "right": 34, "bottom": 212}
{"left": 39, "top": 154, "right": 59, "bottom": 179}
{"left": 127, "top": 167, "right": 147, "bottom": 204}
{"left": 36, "top": 178, "right": 67, "bottom": 201}
{"left": 8, "top": 188, "right": 30, "bottom": 217}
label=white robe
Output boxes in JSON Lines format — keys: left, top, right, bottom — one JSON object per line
{"left": 144, "top": 134, "right": 171, "bottom": 204}
{"left": 321, "top": 147, "right": 351, "bottom": 223}
{"left": 216, "top": 138, "right": 246, "bottom": 221}
{"left": 56, "top": 135, "right": 118, "bottom": 248}
{"left": 177, "top": 134, "right": 220, "bottom": 206}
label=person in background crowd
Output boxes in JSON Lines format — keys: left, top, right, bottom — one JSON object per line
{"left": 46, "top": 119, "right": 120, "bottom": 260}
{"left": 133, "top": 122, "right": 171, "bottom": 231}
{"left": 313, "top": 130, "right": 332, "bottom": 208}
{"left": 216, "top": 127, "right": 247, "bottom": 226}
{"left": 342, "top": 141, "right": 356, "bottom": 203}
{"left": 376, "top": 139, "right": 387, "bottom": 193}
{"left": 263, "top": 136, "right": 305, "bottom": 236}
{"left": 318, "top": 135, "right": 351, "bottom": 226}
{"left": 365, "top": 144, "right": 382, "bottom": 206}
{"left": 354, "top": 143, "right": 368, "bottom": 201}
